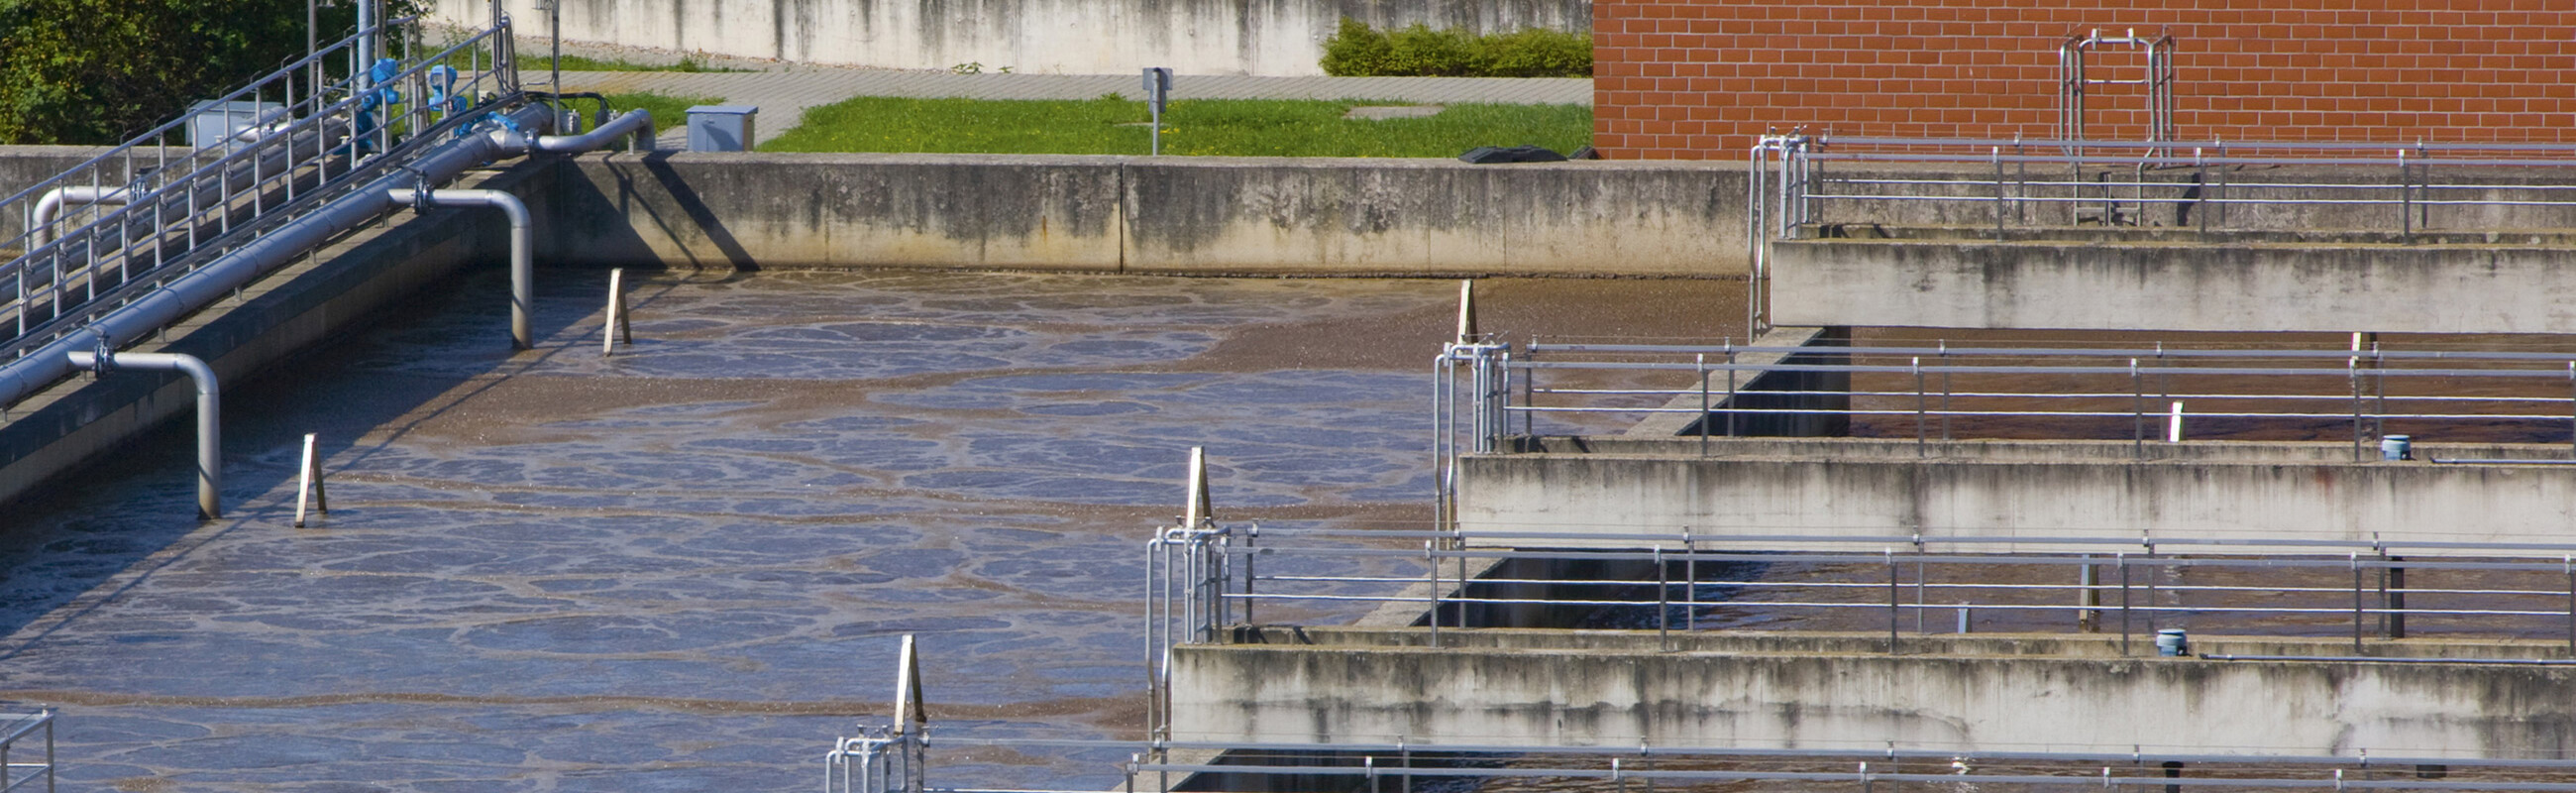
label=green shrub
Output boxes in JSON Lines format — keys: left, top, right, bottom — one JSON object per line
{"left": 1319, "top": 18, "right": 1590, "bottom": 78}
{"left": 1319, "top": 18, "right": 1391, "bottom": 76}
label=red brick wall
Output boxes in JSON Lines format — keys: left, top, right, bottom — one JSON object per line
{"left": 1593, "top": 0, "right": 2576, "bottom": 159}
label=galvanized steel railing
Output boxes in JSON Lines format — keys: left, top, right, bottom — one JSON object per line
{"left": 1168, "top": 526, "right": 2576, "bottom": 655}
{"left": 845, "top": 734, "right": 2576, "bottom": 793}
{"left": 1475, "top": 339, "right": 2576, "bottom": 459}
{"left": 1747, "top": 135, "right": 2576, "bottom": 333}
{"left": 0, "top": 12, "right": 519, "bottom": 366}
{"left": 0, "top": 712, "right": 53, "bottom": 793}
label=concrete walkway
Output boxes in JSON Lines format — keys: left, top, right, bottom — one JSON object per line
{"left": 547, "top": 70, "right": 1592, "bottom": 147}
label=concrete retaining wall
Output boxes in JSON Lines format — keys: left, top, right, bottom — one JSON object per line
{"left": 1457, "top": 437, "right": 2576, "bottom": 554}
{"left": 1773, "top": 237, "right": 2576, "bottom": 333}
{"left": 0, "top": 146, "right": 113, "bottom": 245}
{"left": 435, "top": 0, "right": 1586, "bottom": 76}
{"left": 1171, "top": 628, "right": 2576, "bottom": 757}
{"left": 542, "top": 153, "right": 1748, "bottom": 277}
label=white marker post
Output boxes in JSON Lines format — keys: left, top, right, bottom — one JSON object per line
{"left": 293, "top": 432, "right": 329, "bottom": 527}
{"left": 2167, "top": 400, "right": 2186, "bottom": 443}
{"left": 602, "top": 268, "right": 632, "bottom": 356}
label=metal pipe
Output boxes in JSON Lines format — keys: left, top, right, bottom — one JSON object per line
{"left": 532, "top": 109, "right": 656, "bottom": 153}
{"left": 31, "top": 186, "right": 129, "bottom": 247}
{"left": 0, "top": 104, "right": 550, "bottom": 414}
{"left": 62, "top": 351, "right": 218, "bottom": 519}
{"left": 393, "top": 188, "right": 532, "bottom": 348}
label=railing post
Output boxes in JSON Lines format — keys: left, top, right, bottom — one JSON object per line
{"left": 1683, "top": 533, "right": 1697, "bottom": 632}
{"left": 2382, "top": 555, "right": 2407, "bottom": 639}
{"left": 2352, "top": 553, "right": 2367, "bottom": 654}
{"left": 2078, "top": 556, "right": 2099, "bottom": 632}
{"left": 1697, "top": 353, "right": 1709, "bottom": 457}
{"left": 2131, "top": 358, "right": 2144, "bottom": 459}
{"left": 1886, "top": 548, "right": 1900, "bottom": 654}
{"left": 1991, "top": 146, "right": 2006, "bottom": 240}
{"left": 1725, "top": 344, "right": 1739, "bottom": 437}
{"left": 1912, "top": 356, "right": 1927, "bottom": 457}
{"left": 2399, "top": 149, "right": 2413, "bottom": 241}
{"left": 1656, "top": 545, "right": 1670, "bottom": 651}
{"left": 1426, "top": 540, "right": 1441, "bottom": 648}
{"left": 2118, "top": 552, "right": 2131, "bottom": 655}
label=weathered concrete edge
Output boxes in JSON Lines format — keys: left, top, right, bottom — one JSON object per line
{"left": 0, "top": 167, "right": 529, "bottom": 513}
{"left": 1455, "top": 438, "right": 2576, "bottom": 555}
{"left": 1168, "top": 628, "right": 2576, "bottom": 757}
{"left": 539, "top": 152, "right": 1753, "bottom": 278}
{"left": 1773, "top": 237, "right": 2576, "bottom": 333}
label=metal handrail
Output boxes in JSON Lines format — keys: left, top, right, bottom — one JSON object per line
{"left": 1464, "top": 340, "right": 2576, "bottom": 459}
{"left": 0, "top": 711, "right": 53, "bottom": 793}
{"left": 1, "top": 14, "right": 519, "bottom": 361}
{"left": 1162, "top": 534, "right": 2576, "bottom": 656}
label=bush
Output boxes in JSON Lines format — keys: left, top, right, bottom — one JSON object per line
{"left": 1319, "top": 18, "right": 1391, "bottom": 76}
{"left": 1320, "top": 18, "right": 1590, "bottom": 78}
{"left": 0, "top": 0, "right": 425, "bottom": 145}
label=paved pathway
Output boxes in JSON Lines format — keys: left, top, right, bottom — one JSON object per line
{"left": 547, "top": 70, "right": 1592, "bottom": 147}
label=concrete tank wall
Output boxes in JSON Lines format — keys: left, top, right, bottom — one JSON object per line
{"left": 433, "top": 0, "right": 1587, "bottom": 76}
{"left": 1170, "top": 628, "right": 2576, "bottom": 758}
{"left": 1457, "top": 438, "right": 2576, "bottom": 555}
{"left": 1773, "top": 237, "right": 2576, "bottom": 333}
{"left": 541, "top": 153, "right": 1748, "bottom": 277}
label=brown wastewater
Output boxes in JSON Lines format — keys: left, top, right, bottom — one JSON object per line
{"left": 0, "top": 270, "right": 1738, "bottom": 791}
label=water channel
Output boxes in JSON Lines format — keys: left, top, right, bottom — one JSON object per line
{"left": 0, "top": 269, "right": 1739, "bottom": 791}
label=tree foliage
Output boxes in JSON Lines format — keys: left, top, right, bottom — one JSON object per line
{"left": 0, "top": 0, "right": 421, "bottom": 145}
{"left": 1320, "top": 18, "right": 1591, "bottom": 78}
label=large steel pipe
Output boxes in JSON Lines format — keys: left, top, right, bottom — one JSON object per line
{"left": 393, "top": 188, "right": 532, "bottom": 348}
{"left": 0, "top": 104, "right": 553, "bottom": 412}
{"left": 62, "top": 350, "right": 219, "bottom": 519}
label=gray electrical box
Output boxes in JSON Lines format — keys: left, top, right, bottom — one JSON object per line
{"left": 687, "top": 105, "right": 759, "bottom": 152}
{"left": 188, "top": 100, "right": 285, "bottom": 149}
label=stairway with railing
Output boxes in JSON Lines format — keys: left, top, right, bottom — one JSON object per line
{"left": 1, "top": 14, "right": 521, "bottom": 365}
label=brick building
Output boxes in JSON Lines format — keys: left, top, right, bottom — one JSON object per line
{"left": 1592, "top": 0, "right": 2576, "bottom": 159}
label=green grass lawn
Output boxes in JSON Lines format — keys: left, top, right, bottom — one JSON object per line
{"left": 761, "top": 96, "right": 1591, "bottom": 158}
{"left": 599, "top": 91, "right": 722, "bottom": 132}
{"left": 528, "top": 54, "right": 743, "bottom": 72}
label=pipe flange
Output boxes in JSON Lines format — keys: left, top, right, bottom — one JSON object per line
{"left": 88, "top": 334, "right": 115, "bottom": 374}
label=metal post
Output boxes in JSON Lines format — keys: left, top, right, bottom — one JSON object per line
{"left": 1725, "top": 346, "right": 1739, "bottom": 437}
{"left": 1426, "top": 541, "right": 1440, "bottom": 647}
{"left": 2351, "top": 355, "right": 2366, "bottom": 461}
{"left": 1939, "top": 341, "right": 1952, "bottom": 441}
{"left": 1656, "top": 545, "right": 1669, "bottom": 650}
{"left": 2383, "top": 556, "right": 2406, "bottom": 639}
{"left": 1913, "top": 357, "right": 1926, "bottom": 457}
{"left": 1696, "top": 353, "right": 1708, "bottom": 457}
{"left": 1683, "top": 535, "right": 1697, "bottom": 631}
{"left": 2118, "top": 553, "right": 2131, "bottom": 655}
{"left": 1992, "top": 146, "right": 2006, "bottom": 239}
{"left": 2131, "top": 358, "right": 2144, "bottom": 459}
{"left": 2353, "top": 553, "right": 2367, "bottom": 653}
{"left": 1886, "top": 549, "right": 1899, "bottom": 654}
{"left": 2078, "top": 557, "right": 2099, "bottom": 632}
{"left": 2399, "top": 149, "right": 2413, "bottom": 240}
